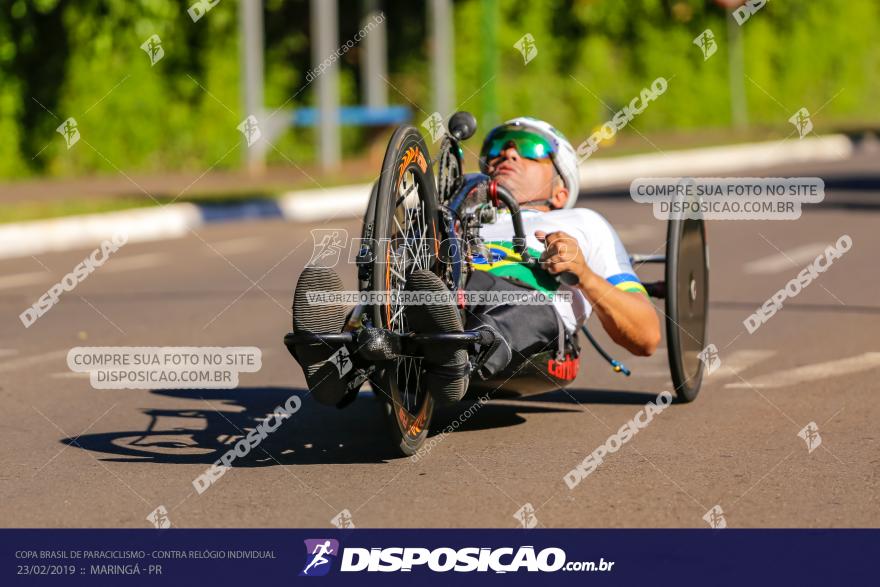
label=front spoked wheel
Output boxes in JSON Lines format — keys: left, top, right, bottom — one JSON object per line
{"left": 371, "top": 126, "right": 442, "bottom": 456}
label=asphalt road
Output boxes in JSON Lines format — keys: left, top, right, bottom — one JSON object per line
{"left": 1, "top": 151, "right": 878, "bottom": 528}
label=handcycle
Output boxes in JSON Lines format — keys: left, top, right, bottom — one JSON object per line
{"left": 284, "top": 111, "right": 709, "bottom": 456}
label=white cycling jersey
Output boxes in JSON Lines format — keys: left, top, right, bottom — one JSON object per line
{"left": 474, "top": 207, "right": 648, "bottom": 333}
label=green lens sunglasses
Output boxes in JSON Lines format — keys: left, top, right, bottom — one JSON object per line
{"left": 482, "top": 127, "right": 556, "bottom": 162}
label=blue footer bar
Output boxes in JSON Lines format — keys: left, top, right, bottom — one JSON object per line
{"left": 2, "top": 529, "right": 877, "bottom": 585}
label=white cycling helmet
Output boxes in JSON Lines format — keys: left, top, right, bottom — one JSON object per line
{"left": 479, "top": 117, "right": 580, "bottom": 209}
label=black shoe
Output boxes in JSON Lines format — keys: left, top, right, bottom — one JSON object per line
{"left": 292, "top": 267, "right": 352, "bottom": 405}
{"left": 404, "top": 270, "right": 470, "bottom": 403}
{"left": 464, "top": 314, "right": 513, "bottom": 381}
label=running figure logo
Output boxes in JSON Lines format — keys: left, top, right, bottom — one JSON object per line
{"left": 514, "top": 33, "right": 538, "bottom": 65}
{"left": 146, "top": 505, "right": 172, "bottom": 529}
{"left": 308, "top": 229, "right": 348, "bottom": 268}
{"left": 513, "top": 503, "right": 538, "bottom": 528}
{"left": 697, "top": 343, "right": 721, "bottom": 376}
{"left": 56, "top": 117, "right": 80, "bottom": 149}
{"left": 237, "top": 114, "right": 262, "bottom": 147}
{"left": 693, "top": 29, "right": 717, "bottom": 60}
{"left": 140, "top": 34, "right": 165, "bottom": 66}
{"left": 788, "top": 108, "right": 813, "bottom": 139}
{"left": 328, "top": 346, "right": 352, "bottom": 378}
{"left": 797, "top": 421, "right": 822, "bottom": 453}
{"left": 702, "top": 505, "right": 727, "bottom": 529}
{"left": 330, "top": 509, "right": 356, "bottom": 529}
{"left": 422, "top": 112, "right": 446, "bottom": 143}
{"left": 300, "top": 539, "right": 339, "bottom": 577}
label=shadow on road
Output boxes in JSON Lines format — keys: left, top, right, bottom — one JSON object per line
{"left": 66, "top": 386, "right": 395, "bottom": 465}
{"left": 516, "top": 388, "right": 664, "bottom": 405}
{"left": 63, "top": 386, "right": 658, "bottom": 466}
{"left": 431, "top": 387, "right": 662, "bottom": 433}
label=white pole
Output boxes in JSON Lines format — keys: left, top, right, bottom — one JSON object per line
{"left": 312, "top": 0, "right": 341, "bottom": 171}
{"left": 239, "top": 0, "right": 265, "bottom": 174}
{"left": 361, "top": 0, "right": 387, "bottom": 108}
{"left": 430, "top": 0, "right": 454, "bottom": 118}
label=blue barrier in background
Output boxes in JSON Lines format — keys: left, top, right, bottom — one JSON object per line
{"left": 291, "top": 105, "right": 411, "bottom": 127}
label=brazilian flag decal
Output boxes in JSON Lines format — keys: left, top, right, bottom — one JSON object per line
{"left": 606, "top": 272, "right": 649, "bottom": 297}
{"left": 471, "top": 240, "right": 560, "bottom": 295}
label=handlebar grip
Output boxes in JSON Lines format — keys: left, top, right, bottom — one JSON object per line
{"left": 490, "top": 181, "right": 580, "bottom": 288}
{"left": 525, "top": 257, "right": 579, "bottom": 286}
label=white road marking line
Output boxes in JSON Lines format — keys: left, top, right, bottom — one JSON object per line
{"left": 0, "top": 349, "right": 69, "bottom": 373}
{"left": 103, "top": 252, "right": 167, "bottom": 273}
{"left": 725, "top": 352, "right": 880, "bottom": 389}
{"left": 710, "top": 349, "right": 777, "bottom": 379}
{"left": 743, "top": 243, "right": 827, "bottom": 275}
{"left": 0, "top": 271, "right": 49, "bottom": 290}
{"left": 208, "top": 237, "right": 267, "bottom": 255}
{"left": 638, "top": 348, "right": 775, "bottom": 379}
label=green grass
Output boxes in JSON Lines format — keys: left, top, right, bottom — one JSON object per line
{"left": 0, "top": 192, "right": 282, "bottom": 224}
{"left": 0, "top": 171, "right": 380, "bottom": 224}
{"left": 0, "top": 198, "right": 157, "bottom": 224}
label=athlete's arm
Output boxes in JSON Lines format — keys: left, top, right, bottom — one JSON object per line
{"left": 536, "top": 230, "right": 660, "bottom": 356}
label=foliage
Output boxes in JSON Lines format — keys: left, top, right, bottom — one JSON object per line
{"left": 0, "top": 0, "right": 877, "bottom": 180}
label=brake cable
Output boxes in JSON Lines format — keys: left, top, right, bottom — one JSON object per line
{"left": 580, "top": 322, "right": 631, "bottom": 376}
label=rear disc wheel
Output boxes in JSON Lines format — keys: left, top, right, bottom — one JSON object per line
{"left": 665, "top": 215, "right": 709, "bottom": 402}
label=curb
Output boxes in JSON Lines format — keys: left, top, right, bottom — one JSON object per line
{"left": 0, "top": 186, "right": 374, "bottom": 261}
{"left": 278, "top": 183, "right": 373, "bottom": 223}
{"left": 0, "top": 204, "right": 202, "bottom": 260}
{"left": 0, "top": 135, "right": 853, "bottom": 261}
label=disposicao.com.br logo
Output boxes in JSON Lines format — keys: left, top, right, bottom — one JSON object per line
{"left": 301, "top": 541, "right": 614, "bottom": 574}
{"left": 301, "top": 539, "right": 340, "bottom": 577}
